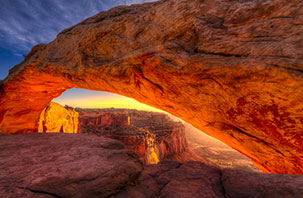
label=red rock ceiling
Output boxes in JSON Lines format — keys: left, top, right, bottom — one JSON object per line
{"left": 1, "top": 0, "right": 303, "bottom": 174}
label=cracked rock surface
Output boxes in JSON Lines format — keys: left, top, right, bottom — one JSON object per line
{"left": 114, "top": 161, "right": 303, "bottom": 198}
{"left": 0, "top": 134, "right": 143, "bottom": 198}
{"left": 1, "top": 0, "right": 303, "bottom": 174}
{"left": 1, "top": 134, "right": 303, "bottom": 198}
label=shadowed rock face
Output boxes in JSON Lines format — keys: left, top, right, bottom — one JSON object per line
{"left": 1, "top": 0, "right": 303, "bottom": 174}
{"left": 0, "top": 133, "right": 143, "bottom": 198}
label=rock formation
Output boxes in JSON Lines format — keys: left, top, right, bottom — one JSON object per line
{"left": 0, "top": 133, "right": 142, "bottom": 198}
{"left": 115, "top": 161, "right": 303, "bottom": 198}
{"left": 38, "top": 102, "right": 79, "bottom": 133}
{"left": 2, "top": 133, "right": 303, "bottom": 198}
{"left": 78, "top": 108, "right": 203, "bottom": 164}
{"left": 1, "top": 0, "right": 303, "bottom": 174}
{"left": 114, "top": 161, "right": 226, "bottom": 198}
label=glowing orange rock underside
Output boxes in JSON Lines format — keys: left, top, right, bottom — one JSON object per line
{"left": 1, "top": 0, "right": 303, "bottom": 174}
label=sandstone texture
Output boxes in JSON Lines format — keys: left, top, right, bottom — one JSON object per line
{"left": 0, "top": 133, "right": 143, "bottom": 198}
{"left": 38, "top": 102, "right": 79, "bottom": 133}
{"left": 1, "top": 0, "right": 303, "bottom": 174}
{"left": 2, "top": 134, "right": 303, "bottom": 198}
{"left": 113, "top": 161, "right": 225, "bottom": 198}
{"left": 78, "top": 108, "right": 203, "bottom": 164}
{"left": 221, "top": 168, "right": 303, "bottom": 198}
{"left": 113, "top": 161, "right": 303, "bottom": 198}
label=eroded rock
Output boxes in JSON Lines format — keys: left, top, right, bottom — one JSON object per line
{"left": 0, "top": 133, "right": 143, "bottom": 198}
{"left": 78, "top": 108, "right": 203, "bottom": 164}
{"left": 38, "top": 102, "right": 79, "bottom": 133}
{"left": 113, "top": 161, "right": 226, "bottom": 198}
{"left": 222, "top": 168, "right": 303, "bottom": 198}
{"left": 1, "top": 0, "right": 303, "bottom": 174}
{"left": 114, "top": 161, "right": 303, "bottom": 198}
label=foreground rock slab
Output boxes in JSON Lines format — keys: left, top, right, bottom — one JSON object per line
{"left": 1, "top": 0, "right": 303, "bottom": 174}
{"left": 113, "top": 161, "right": 303, "bottom": 198}
{"left": 114, "top": 161, "right": 225, "bottom": 198}
{"left": 1, "top": 134, "right": 303, "bottom": 198}
{"left": 0, "top": 134, "right": 143, "bottom": 198}
{"left": 222, "top": 168, "right": 303, "bottom": 198}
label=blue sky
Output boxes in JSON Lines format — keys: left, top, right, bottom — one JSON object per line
{"left": 0, "top": 0, "right": 155, "bottom": 79}
{"left": 0, "top": 0, "right": 159, "bottom": 110}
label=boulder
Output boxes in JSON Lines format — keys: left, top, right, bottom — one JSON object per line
{"left": 38, "top": 102, "right": 79, "bottom": 133}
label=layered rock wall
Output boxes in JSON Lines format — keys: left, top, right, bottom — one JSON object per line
{"left": 79, "top": 111, "right": 130, "bottom": 127}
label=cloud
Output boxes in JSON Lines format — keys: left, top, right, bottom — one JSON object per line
{"left": 0, "top": 0, "right": 157, "bottom": 55}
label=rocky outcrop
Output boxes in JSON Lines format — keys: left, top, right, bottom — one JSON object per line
{"left": 2, "top": 134, "right": 303, "bottom": 198}
{"left": 78, "top": 109, "right": 203, "bottom": 164}
{"left": 0, "top": 133, "right": 143, "bottom": 198}
{"left": 1, "top": 0, "right": 303, "bottom": 174}
{"left": 113, "top": 161, "right": 303, "bottom": 198}
{"left": 221, "top": 168, "right": 303, "bottom": 198}
{"left": 114, "top": 161, "right": 226, "bottom": 198}
{"left": 128, "top": 110, "right": 192, "bottom": 162}
{"left": 38, "top": 102, "right": 79, "bottom": 133}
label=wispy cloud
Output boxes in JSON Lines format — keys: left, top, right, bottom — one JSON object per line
{"left": 0, "top": 0, "right": 156, "bottom": 55}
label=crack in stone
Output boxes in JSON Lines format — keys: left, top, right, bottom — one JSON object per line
{"left": 219, "top": 170, "right": 228, "bottom": 198}
{"left": 17, "top": 186, "right": 64, "bottom": 198}
{"left": 29, "top": 189, "right": 64, "bottom": 198}
{"left": 272, "top": 64, "right": 303, "bottom": 74}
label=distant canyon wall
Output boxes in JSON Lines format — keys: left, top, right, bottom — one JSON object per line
{"left": 78, "top": 108, "right": 203, "bottom": 164}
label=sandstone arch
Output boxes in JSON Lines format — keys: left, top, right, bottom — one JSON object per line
{"left": 1, "top": 0, "right": 303, "bottom": 174}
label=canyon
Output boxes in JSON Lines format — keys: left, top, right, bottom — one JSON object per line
{"left": 1, "top": 0, "right": 303, "bottom": 174}
{"left": 78, "top": 107, "right": 204, "bottom": 164}
{"left": 38, "top": 102, "right": 256, "bottom": 171}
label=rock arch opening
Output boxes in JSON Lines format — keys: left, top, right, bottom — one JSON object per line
{"left": 40, "top": 88, "right": 258, "bottom": 171}
{"left": 1, "top": 0, "right": 303, "bottom": 174}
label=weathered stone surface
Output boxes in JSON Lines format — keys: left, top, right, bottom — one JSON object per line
{"left": 78, "top": 108, "right": 204, "bottom": 164}
{"left": 113, "top": 161, "right": 226, "bottom": 198}
{"left": 0, "top": 133, "right": 143, "bottom": 198}
{"left": 1, "top": 0, "right": 303, "bottom": 174}
{"left": 38, "top": 102, "right": 79, "bottom": 133}
{"left": 114, "top": 161, "right": 303, "bottom": 198}
{"left": 222, "top": 168, "right": 303, "bottom": 198}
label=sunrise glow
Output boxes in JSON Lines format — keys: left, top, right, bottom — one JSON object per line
{"left": 53, "top": 88, "right": 164, "bottom": 112}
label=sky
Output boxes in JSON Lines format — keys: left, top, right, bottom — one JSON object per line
{"left": 0, "top": 0, "right": 162, "bottom": 111}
